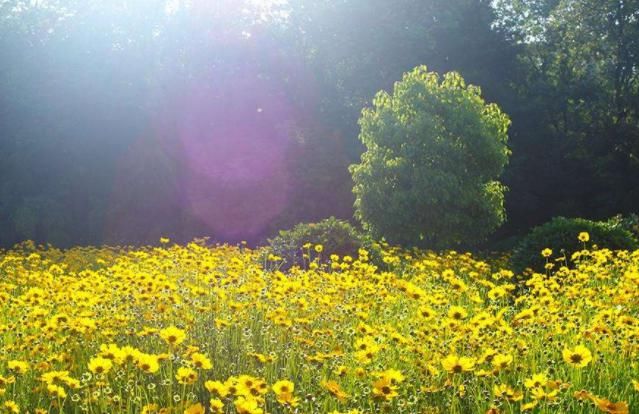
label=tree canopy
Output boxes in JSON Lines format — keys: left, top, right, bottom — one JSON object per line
{"left": 351, "top": 67, "right": 510, "bottom": 248}
{"left": 0, "top": 0, "right": 637, "bottom": 247}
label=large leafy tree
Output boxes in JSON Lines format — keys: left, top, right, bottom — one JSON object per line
{"left": 277, "top": 0, "right": 519, "bottom": 235}
{"left": 350, "top": 67, "right": 511, "bottom": 248}
{"left": 494, "top": 0, "right": 639, "bottom": 232}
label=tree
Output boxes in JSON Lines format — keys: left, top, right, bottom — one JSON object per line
{"left": 350, "top": 66, "right": 511, "bottom": 249}
{"left": 494, "top": 0, "right": 639, "bottom": 234}
{"left": 277, "top": 0, "right": 519, "bottom": 235}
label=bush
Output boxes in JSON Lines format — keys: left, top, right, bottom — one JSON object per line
{"left": 265, "top": 217, "right": 375, "bottom": 267}
{"left": 350, "top": 66, "right": 511, "bottom": 249}
{"left": 606, "top": 213, "right": 639, "bottom": 240}
{"left": 511, "top": 216, "right": 638, "bottom": 273}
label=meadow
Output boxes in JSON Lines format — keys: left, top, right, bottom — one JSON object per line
{"left": 0, "top": 236, "right": 637, "bottom": 414}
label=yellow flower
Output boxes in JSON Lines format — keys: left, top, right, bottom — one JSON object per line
{"left": 47, "top": 384, "right": 67, "bottom": 399}
{"left": 40, "top": 371, "right": 70, "bottom": 385}
{"left": 353, "top": 338, "right": 380, "bottom": 364}
{"left": 99, "top": 343, "right": 124, "bottom": 362}
{"left": 491, "top": 354, "right": 513, "bottom": 371}
{"left": 277, "top": 392, "right": 299, "bottom": 406}
{"left": 562, "top": 345, "right": 592, "bottom": 368}
{"left": 592, "top": 397, "right": 629, "bottom": 414}
{"left": 205, "top": 380, "right": 229, "bottom": 398}
{"left": 578, "top": 232, "right": 590, "bottom": 242}
{"left": 574, "top": 389, "right": 594, "bottom": 401}
{"left": 541, "top": 248, "right": 552, "bottom": 258}
{"left": 314, "top": 244, "right": 323, "bottom": 253}
{"left": 272, "top": 380, "right": 298, "bottom": 406}
{"left": 88, "top": 357, "right": 113, "bottom": 375}
{"left": 159, "top": 326, "right": 187, "bottom": 346}
{"left": 272, "top": 379, "right": 294, "bottom": 395}
{"left": 63, "top": 376, "right": 80, "bottom": 390}
{"left": 248, "top": 352, "right": 275, "bottom": 364}
{"left": 209, "top": 399, "right": 224, "bottom": 414}
{"left": 183, "top": 403, "right": 204, "bottom": 414}
{"left": 493, "top": 384, "right": 523, "bottom": 402}
{"left": 119, "top": 346, "right": 141, "bottom": 364}
{"left": 141, "top": 403, "right": 159, "bottom": 414}
{"left": 321, "top": 380, "right": 349, "bottom": 401}
{"left": 479, "top": 348, "right": 498, "bottom": 364}
{"left": 372, "top": 377, "right": 398, "bottom": 400}
{"left": 234, "top": 396, "right": 263, "bottom": 414}
{"left": 417, "top": 305, "right": 437, "bottom": 320}
{"left": 7, "top": 360, "right": 28, "bottom": 375}
{"left": 0, "top": 376, "right": 15, "bottom": 387}
{"left": 377, "top": 369, "right": 405, "bottom": 385}
{"left": 441, "top": 355, "right": 476, "bottom": 373}
{"left": 137, "top": 354, "right": 160, "bottom": 374}
{"left": 235, "top": 375, "right": 268, "bottom": 397}
{"left": 531, "top": 387, "right": 559, "bottom": 401}
{"left": 175, "top": 367, "right": 197, "bottom": 384}
{"left": 448, "top": 305, "right": 468, "bottom": 320}
{"left": 224, "top": 377, "right": 239, "bottom": 396}
{"left": 524, "top": 373, "right": 548, "bottom": 389}
{"left": 190, "top": 352, "right": 212, "bottom": 370}
{"left": 2, "top": 401, "right": 19, "bottom": 414}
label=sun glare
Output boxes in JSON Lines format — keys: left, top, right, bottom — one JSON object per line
{"left": 164, "top": 0, "right": 286, "bottom": 21}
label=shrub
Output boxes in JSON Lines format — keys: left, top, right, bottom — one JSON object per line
{"left": 606, "top": 213, "right": 639, "bottom": 240}
{"left": 265, "top": 217, "right": 375, "bottom": 267}
{"left": 511, "top": 216, "right": 638, "bottom": 272}
{"left": 350, "top": 66, "right": 511, "bottom": 249}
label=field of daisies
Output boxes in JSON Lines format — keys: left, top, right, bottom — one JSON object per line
{"left": 0, "top": 236, "right": 638, "bottom": 414}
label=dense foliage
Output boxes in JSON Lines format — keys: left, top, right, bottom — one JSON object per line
{"left": 494, "top": 0, "right": 639, "bottom": 232}
{"left": 351, "top": 67, "right": 510, "bottom": 249}
{"left": 2, "top": 0, "right": 637, "bottom": 247}
{"left": 265, "top": 217, "right": 374, "bottom": 268}
{"left": 607, "top": 214, "right": 639, "bottom": 241}
{"left": 1, "top": 239, "right": 638, "bottom": 413}
{"left": 511, "top": 217, "right": 638, "bottom": 272}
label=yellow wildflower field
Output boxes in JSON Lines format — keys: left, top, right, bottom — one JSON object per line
{"left": 0, "top": 239, "right": 638, "bottom": 413}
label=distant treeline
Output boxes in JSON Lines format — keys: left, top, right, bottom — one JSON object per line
{"left": 0, "top": 0, "right": 638, "bottom": 247}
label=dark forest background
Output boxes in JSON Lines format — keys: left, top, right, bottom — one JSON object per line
{"left": 1, "top": 0, "right": 638, "bottom": 247}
